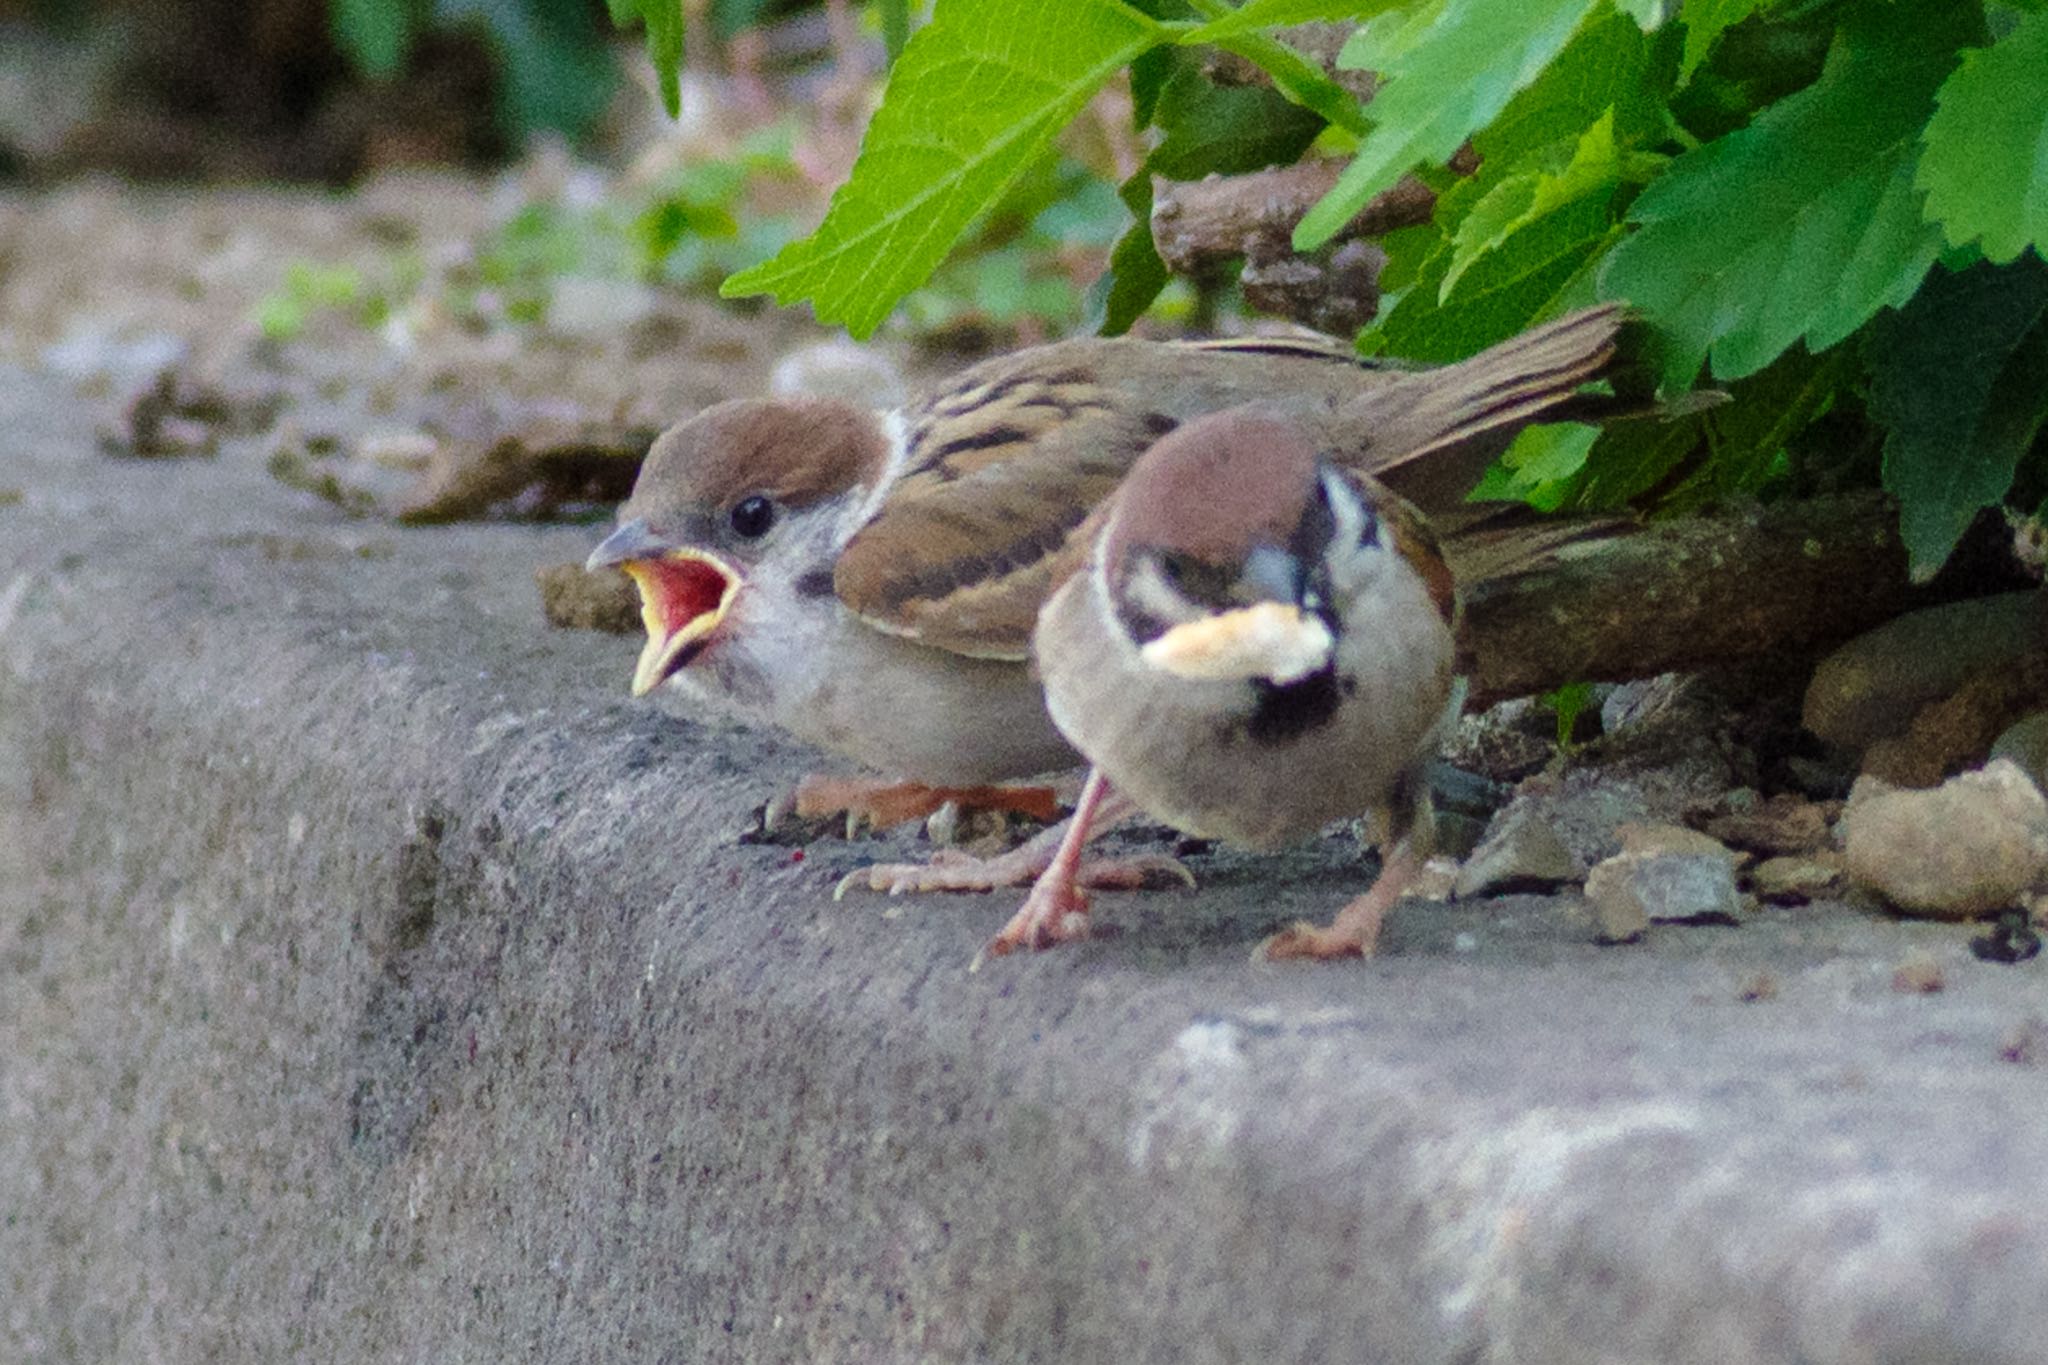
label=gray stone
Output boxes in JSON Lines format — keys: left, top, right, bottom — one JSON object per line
{"left": 19, "top": 362, "right": 2048, "bottom": 1362}
{"left": 1454, "top": 805, "right": 1583, "bottom": 899}
{"left": 1804, "top": 592, "right": 2048, "bottom": 752}
{"left": 1586, "top": 848, "right": 1747, "bottom": 928}
{"left": 1841, "top": 761, "right": 2048, "bottom": 918}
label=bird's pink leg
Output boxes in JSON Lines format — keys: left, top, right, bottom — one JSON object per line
{"left": 1259, "top": 837, "right": 1423, "bottom": 962}
{"left": 833, "top": 769, "right": 1191, "bottom": 920}
{"left": 984, "top": 769, "right": 1123, "bottom": 956}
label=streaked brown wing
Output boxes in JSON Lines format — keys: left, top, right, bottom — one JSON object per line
{"left": 834, "top": 402, "right": 1152, "bottom": 659}
{"left": 835, "top": 334, "right": 1400, "bottom": 659}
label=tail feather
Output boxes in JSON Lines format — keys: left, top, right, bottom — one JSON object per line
{"left": 1330, "top": 305, "right": 1641, "bottom": 513}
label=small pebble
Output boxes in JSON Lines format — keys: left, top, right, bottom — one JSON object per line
{"left": 358, "top": 430, "right": 440, "bottom": 471}
{"left": 1890, "top": 951, "right": 1945, "bottom": 995}
{"left": 925, "top": 799, "right": 965, "bottom": 847}
{"left": 1735, "top": 971, "right": 1778, "bottom": 1003}
{"left": 2000, "top": 1017, "right": 2048, "bottom": 1065}
{"left": 1409, "top": 856, "right": 1460, "bottom": 903}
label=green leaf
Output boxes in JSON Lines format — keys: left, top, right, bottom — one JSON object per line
{"left": 1147, "top": 60, "right": 1326, "bottom": 178}
{"left": 1917, "top": 9, "right": 2048, "bottom": 265}
{"left": 1130, "top": 44, "right": 1176, "bottom": 125}
{"left": 1181, "top": 0, "right": 1404, "bottom": 41}
{"left": 1559, "top": 406, "right": 1703, "bottom": 510}
{"left": 1294, "top": 0, "right": 1603, "bottom": 250}
{"left": 1442, "top": 108, "right": 1620, "bottom": 296}
{"left": 1180, "top": 0, "right": 1373, "bottom": 134}
{"left": 1371, "top": 188, "right": 1619, "bottom": 361}
{"left": 602, "top": 0, "right": 683, "bottom": 116}
{"left": 1469, "top": 421, "right": 1599, "bottom": 509}
{"left": 1868, "top": 257, "right": 2048, "bottom": 580}
{"left": 1610, "top": 0, "right": 1663, "bottom": 30}
{"left": 1098, "top": 175, "right": 1170, "bottom": 334}
{"left": 333, "top": 0, "right": 414, "bottom": 78}
{"left": 1657, "top": 343, "right": 1853, "bottom": 511}
{"left": 1598, "top": 3, "right": 1978, "bottom": 392}
{"left": 875, "top": 0, "right": 911, "bottom": 58}
{"left": 1338, "top": 2, "right": 1448, "bottom": 71}
{"left": 1544, "top": 680, "right": 1596, "bottom": 749}
{"left": 440, "top": 0, "right": 618, "bottom": 133}
{"left": 1470, "top": 4, "right": 1669, "bottom": 163}
{"left": 641, "top": 0, "right": 684, "bottom": 118}
{"left": 721, "top": 0, "right": 1164, "bottom": 336}
{"left": 1677, "top": 0, "right": 1763, "bottom": 81}
{"left": 1359, "top": 9, "right": 1665, "bottom": 360}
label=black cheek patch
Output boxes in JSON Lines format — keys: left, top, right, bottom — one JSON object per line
{"left": 1245, "top": 668, "right": 1342, "bottom": 745}
{"left": 794, "top": 566, "right": 837, "bottom": 599}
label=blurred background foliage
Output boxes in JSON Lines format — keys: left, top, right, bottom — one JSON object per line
{"left": 2, "top": 0, "right": 2042, "bottom": 570}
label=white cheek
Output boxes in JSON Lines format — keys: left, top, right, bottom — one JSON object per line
{"left": 835, "top": 408, "right": 910, "bottom": 547}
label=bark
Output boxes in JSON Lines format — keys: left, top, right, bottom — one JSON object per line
{"left": 1453, "top": 493, "right": 2016, "bottom": 706}
{"left": 1150, "top": 161, "right": 1443, "bottom": 275}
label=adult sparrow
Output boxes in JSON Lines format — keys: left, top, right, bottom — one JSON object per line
{"left": 995, "top": 408, "right": 1460, "bottom": 959}
{"left": 586, "top": 306, "right": 1618, "bottom": 835}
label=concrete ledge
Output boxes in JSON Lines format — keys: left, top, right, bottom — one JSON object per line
{"left": 8, "top": 363, "right": 2048, "bottom": 1362}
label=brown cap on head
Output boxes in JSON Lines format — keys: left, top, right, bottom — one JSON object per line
{"left": 624, "top": 397, "right": 889, "bottom": 526}
{"left": 1102, "top": 409, "right": 1323, "bottom": 574}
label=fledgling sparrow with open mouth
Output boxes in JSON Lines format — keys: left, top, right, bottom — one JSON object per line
{"left": 586, "top": 306, "right": 1622, "bottom": 865}
{"left": 995, "top": 408, "right": 1460, "bottom": 959}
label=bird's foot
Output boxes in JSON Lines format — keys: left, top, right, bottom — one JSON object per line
{"left": 834, "top": 839, "right": 1190, "bottom": 901}
{"left": 1258, "top": 914, "right": 1383, "bottom": 961}
{"left": 1258, "top": 839, "right": 1420, "bottom": 962}
{"left": 788, "top": 774, "right": 1060, "bottom": 837}
{"left": 982, "top": 871, "right": 1096, "bottom": 959}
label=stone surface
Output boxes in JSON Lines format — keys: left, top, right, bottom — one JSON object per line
{"left": 16, "top": 363, "right": 2048, "bottom": 1363}
{"left": 1585, "top": 848, "right": 1747, "bottom": 928}
{"left": 1751, "top": 856, "right": 1844, "bottom": 905}
{"left": 1992, "top": 710, "right": 2048, "bottom": 794}
{"left": 1452, "top": 804, "right": 1584, "bottom": 899}
{"left": 1698, "top": 790, "right": 1836, "bottom": 857}
{"left": 1803, "top": 592, "right": 2047, "bottom": 752}
{"left": 1841, "top": 762, "right": 2048, "bottom": 919}
{"left": 1616, "top": 821, "right": 1743, "bottom": 864}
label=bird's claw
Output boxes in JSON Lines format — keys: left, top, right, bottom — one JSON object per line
{"left": 836, "top": 851, "right": 1193, "bottom": 902}
{"left": 1256, "top": 918, "right": 1377, "bottom": 962}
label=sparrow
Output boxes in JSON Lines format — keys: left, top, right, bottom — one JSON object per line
{"left": 585, "top": 305, "right": 1622, "bottom": 838}
{"left": 993, "top": 408, "right": 1461, "bottom": 959}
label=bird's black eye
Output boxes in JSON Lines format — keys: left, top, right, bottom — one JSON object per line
{"left": 729, "top": 495, "right": 776, "bottom": 538}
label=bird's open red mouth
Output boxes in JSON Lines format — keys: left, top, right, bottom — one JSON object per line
{"left": 621, "top": 550, "right": 742, "bottom": 696}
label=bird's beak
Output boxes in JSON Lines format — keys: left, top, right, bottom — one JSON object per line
{"left": 586, "top": 518, "right": 743, "bottom": 696}
{"left": 586, "top": 518, "right": 674, "bottom": 572}
{"left": 1238, "top": 544, "right": 1309, "bottom": 609}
